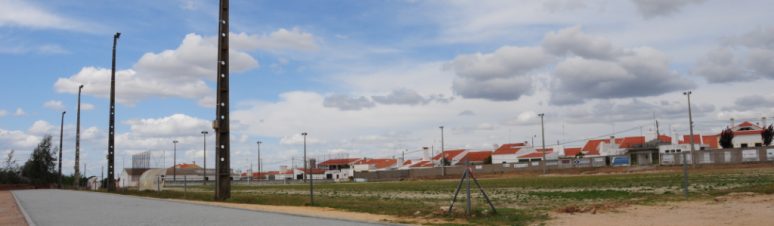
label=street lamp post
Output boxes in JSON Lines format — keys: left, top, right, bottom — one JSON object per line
{"left": 440, "top": 126, "right": 445, "bottom": 176}
{"left": 58, "top": 111, "right": 65, "bottom": 189}
{"left": 107, "top": 32, "right": 120, "bottom": 192}
{"left": 256, "top": 141, "right": 262, "bottom": 181}
{"left": 302, "top": 132, "right": 313, "bottom": 204}
{"left": 201, "top": 131, "right": 208, "bottom": 185}
{"left": 682, "top": 91, "right": 694, "bottom": 198}
{"left": 538, "top": 113, "right": 546, "bottom": 175}
{"left": 173, "top": 140, "right": 178, "bottom": 181}
{"left": 75, "top": 85, "right": 83, "bottom": 189}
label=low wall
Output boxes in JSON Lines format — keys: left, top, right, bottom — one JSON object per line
{"left": 355, "top": 147, "right": 774, "bottom": 181}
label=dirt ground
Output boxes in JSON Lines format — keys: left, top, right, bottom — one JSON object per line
{"left": 174, "top": 199, "right": 461, "bottom": 225}
{"left": 549, "top": 192, "right": 774, "bottom": 226}
{"left": 0, "top": 191, "right": 28, "bottom": 226}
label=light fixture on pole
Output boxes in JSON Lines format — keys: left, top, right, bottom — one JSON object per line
{"left": 538, "top": 113, "right": 546, "bottom": 175}
{"left": 58, "top": 111, "right": 65, "bottom": 189}
{"left": 201, "top": 131, "right": 208, "bottom": 185}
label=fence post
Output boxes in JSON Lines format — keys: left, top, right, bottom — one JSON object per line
{"left": 184, "top": 175, "right": 187, "bottom": 198}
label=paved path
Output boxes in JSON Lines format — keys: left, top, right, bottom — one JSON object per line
{"left": 1, "top": 191, "right": 27, "bottom": 226}
{"left": 13, "top": 190, "right": 386, "bottom": 226}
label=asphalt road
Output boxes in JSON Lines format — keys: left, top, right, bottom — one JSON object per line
{"left": 13, "top": 190, "right": 386, "bottom": 226}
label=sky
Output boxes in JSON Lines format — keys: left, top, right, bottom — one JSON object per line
{"left": 1, "top": 0, "right": 774, "bottom": 177}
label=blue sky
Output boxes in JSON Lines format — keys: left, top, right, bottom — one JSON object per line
{"left": 2, "top": 0, "right": 774, "bottom": 177}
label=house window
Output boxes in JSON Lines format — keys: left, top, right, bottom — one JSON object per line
{"left": 755, "top": 143, "right": 762, "bottom": 147}
{"left": 741, "top": 143, "right": 749, "bottom": 148}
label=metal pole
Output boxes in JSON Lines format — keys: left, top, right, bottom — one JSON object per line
{"left": 75, "top": 84, "right": 83, "bottom": 188}
{"left": 466, "top": 160, "right": 471, "bottom": 218}
{"left": 214, "top": 0, "right": 231, "bottom": 201}
{"left": 682, "top": 91, "right": 694, "bottom": 198}
{"left": 58, "top": 111, "right": 65, "bottom": 189}
{"left": 302, "top": 132, "right": 313, "bottom": 204}
{"left": 440, "top": 126, "right": 445, "bottom": 176}
{"left": 202, "top": 131, "right": 207, "bottom": 185}
{"left": 107, "top": 32, "right": 120, "bottom": 192}
{"left": 539, "top": 113, "right": 546, "bottom": 174}
{"left": 257, "top": 141, "right": 261, "bottom": 181}
{"left": 173, "top": 140, "right": 178, "bottom": 181}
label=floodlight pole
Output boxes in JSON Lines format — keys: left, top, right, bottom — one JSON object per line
{"left": 58, "top": 111, "right": 65, "bottom": 189}
{"left": 107, "top": 32, "right": 120, "bottom": 192}
{"left": 75, "top": 84, "right": 83, "bottom": 188}
{"left": 539, "top": 113, "right": 546, "bottom": 174}
{"left": 214, "top": 0, "right": 231, "bottom": 200}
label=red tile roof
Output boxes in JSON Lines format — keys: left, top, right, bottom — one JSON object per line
{"left": 564, "top": 147, "right": 582, "bottom": 156}
{"left": 657, "top": 135, "right": 672, "bottom": 143}
{"left": 519, "top": 151, "right": 552, "bottom": 159}
{"left": 175, "top": 163, "right": 200, "bottom": 169}
{"left": 679, "top": 135, "right": 702, "bottom": 144}
{"left": 432, "top": 149, "right": 465, "bottom": 161}
{"left": 582, "top": 136, "right": 645, "bottom": 155}
{"left": 738, "top": 121, "right": 757, "bottom": 128}
{"left": 456, "top": 151, "right": 492, "bottom": 165}
{"left": 493, "top": 143, "right": 525, "bottom": 155}
{"left": 352, "top": 158, "right": 397, "bottom": 169}
{"left": 318, "top": 158, "right": 360, "bottom": 166}
{"left": 409, "top": 160, "right": 434, "bottom": 168}
{"left": 702, "top": 135, "right": 719, "bottom": 149}
{"left": 734, "top": 130, "right": 762, "bottom": 136}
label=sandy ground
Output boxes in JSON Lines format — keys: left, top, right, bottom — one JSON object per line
{"left": 0, "top": 191, "right": 28, "bottom": 226}
{"left": 549, "top": 193, "right": 774, "bottom": 226}
{"left": 173, "top": 199, "right": 461, "bottom": 225}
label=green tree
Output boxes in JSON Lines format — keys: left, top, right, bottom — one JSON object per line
{"left": 21, "top": 135, "right": 57, "bottom": 185}
{"left": 762, "top": 124, "right": 773, "bottom": 146}
{"left": 720, "top": 128, "right": 734, "bottom": 149}
{"left": 1, "top": 150, "right": 25, "bottom": 184}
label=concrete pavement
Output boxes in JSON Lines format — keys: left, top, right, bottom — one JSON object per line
{"left": 12, "top": 189, "right": 387, "bottom": 226}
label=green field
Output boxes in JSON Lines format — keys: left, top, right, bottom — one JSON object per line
{"left": 120, "top": 165, "right": 774, "bottom": 225}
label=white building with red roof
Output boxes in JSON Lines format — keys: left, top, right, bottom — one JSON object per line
{"left": 431, "top": 149, "right": 467, "bottom": 166}
{"left": 492, "top": 143, "right": 532, "bottom": 164}
{"left": 729, "top": 121, "right": 766, "bottom": 148}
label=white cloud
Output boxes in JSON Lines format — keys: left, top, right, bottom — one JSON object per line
{"left": 0, "top": 0, "right": 98, "bottom": 32}
{"left": 80, "top": 103, "right": 95, "bottom": 111}
{"left": 231, "top": 28, "right": 319, "bottom": 52}
{"left": 542, "top": 26, "right": 617, "bottom": 60}
{"left": 55, "top": 28, "right": 317, "bottom": 106}
{"left": 322, "top": 94, "right": 375, "bottom": 111}
{"left": 28, "top": 120, "right": 54, "bottom": 135}
{"left": 693, "top": 47, "right": 752, "bottom": 83}
{"left": 124, "top": 114, "right": 210, "bottom": 138}
{"left": 14, "top": 108, "right": 24, "bottom": 116}
{"left": 279, "top": 133, "right": 323, "bottom": 145}
{"left": 54, "top": 33, "right": 258, "bottom": 106}
{"left": 43, "top": 100, "right": 65, "bottom": 111}
{"left": 447, "top": 46, "right": 550, "bottom": 101}
{"left": 0, "top": 110, "right": 6, "bottom": 117}
{"left": 631, "top": 0, "right": 706, "bottom": 19}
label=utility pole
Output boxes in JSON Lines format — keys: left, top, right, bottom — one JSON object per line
{"left": 682, "top": 91, "right": 694, "bottom": 198}
{"left": 58, "top": 111, "right": 65, "bottom": 189}
{"left": 173, "top": 140, "right": 178, "bottom": 181}
{"left": 440, "top": 126, "right": 445, "bottom": 176}
{"left": 539, "top": 113, "right": 546, "bottom": 175}
{"left": 107, "top": 32, "right": 120, "bottom": 192}
{"left": 75, "top": 85, "right": 83, "bottom": 188}
{"left": 214, "top": 0, "right": 231, "bottom": 200}
{"left": 201, "top": 131, "right": 208, "bottom": 185}
{"left": 302, "top": 132, "right": 313, "bottom": 204}
{"left": 257, "top": 141, "right": 261, "bottom": 181}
